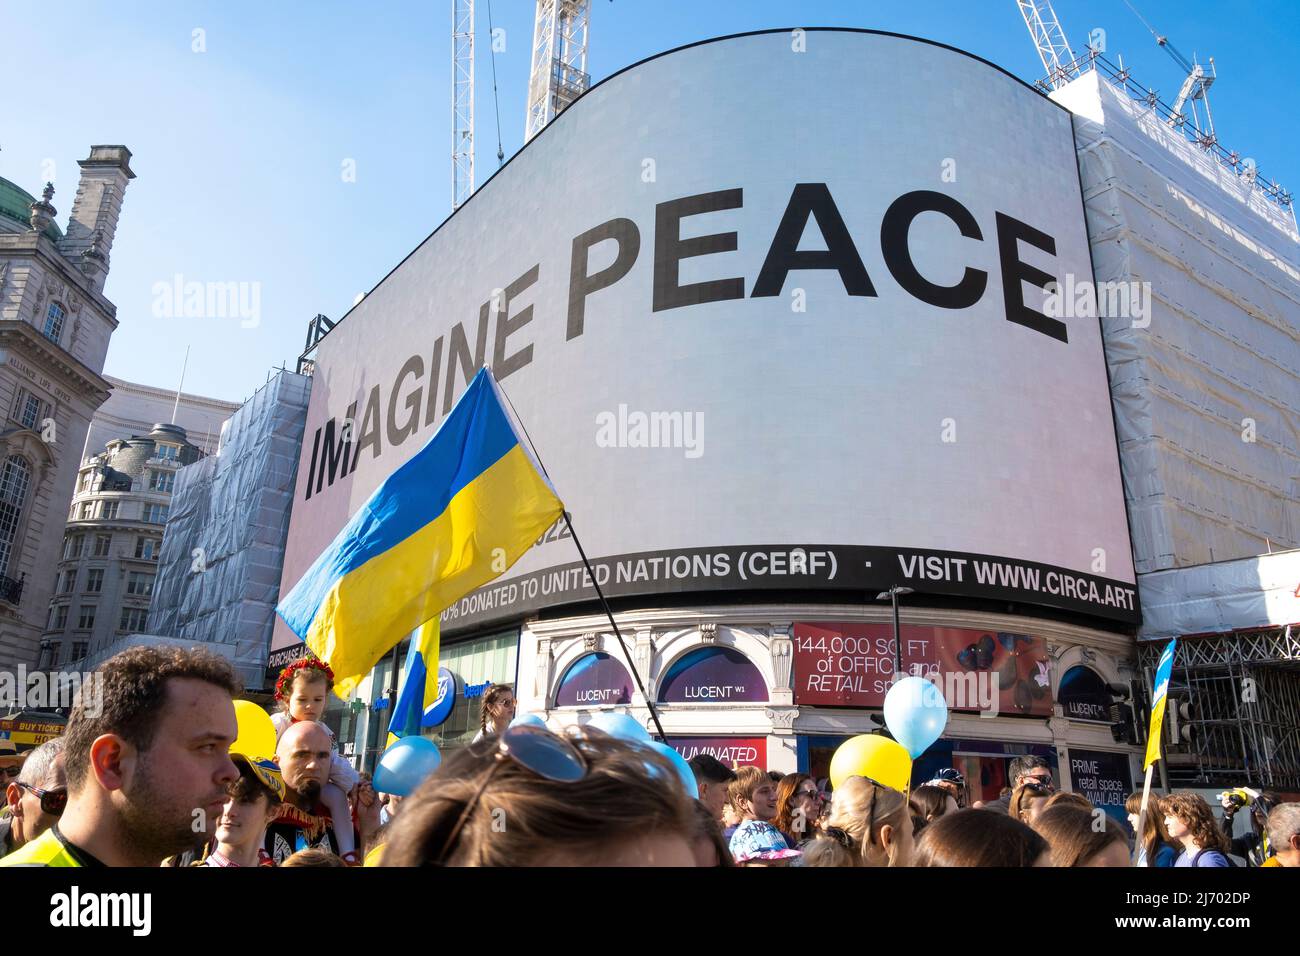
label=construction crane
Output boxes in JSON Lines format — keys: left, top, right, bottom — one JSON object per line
{"left": 524, "top": 0, "right": 591, "bottom": 143}
{"left": 1121, "top": 1, "right": 1217, "bottom": 142}
{"left": 1016, "top": 0, "right": 1081, "bottom": 90}
{"left": 451, "top": 0, "right": 474, "bottom": 210}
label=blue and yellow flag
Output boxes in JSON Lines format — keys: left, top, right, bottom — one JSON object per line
{"left": 1143, "top": 638, "right": 1178, "bottom": 770}
{"left": 387, "top": 618, "right": 443, "bottom": 747}
{"left": 277, "top": 367, "right": 563, "bottom": 698}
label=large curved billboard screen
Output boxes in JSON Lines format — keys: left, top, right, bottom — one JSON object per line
{"left": 274, "top": 29, "right": 1139, "bottom": 654}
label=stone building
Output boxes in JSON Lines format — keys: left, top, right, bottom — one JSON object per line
{"left": 0, "top": 146, "right": 135, "bottom": 669}
{"left": 39, "top": 423, "right": 203, "bottom": 669}
{"left": 89, "top": 376, "right": 238, "bottom": 458}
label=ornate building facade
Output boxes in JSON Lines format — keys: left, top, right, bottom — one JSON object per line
{"left": 39, "top": 423, "right": 203, "bottom": 670}
{"left": 0, "top": 146, "right": 135, "bottom": 669}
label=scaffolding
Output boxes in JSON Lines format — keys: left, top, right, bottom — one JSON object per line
{"left": 1045, "top": 49, "right": 1292, "bottom": 213}
{"left": 148, "top": 370, "right": 313, "bottom": 692}
{"left": 523, "top": 0, "right": 590, "bottom": 143}
{"left": 1138, "top": 625, "right": 1300, "bottom": 790}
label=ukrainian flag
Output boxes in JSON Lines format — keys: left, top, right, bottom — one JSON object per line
{"left": 386, "top": 618, "right": 443, "bottom": 746}
{"left": 1143, "top": 639, "right": 1178, "bottom": 770}
{"left": 277, "top": 367, "right": 563, "bottom": 698}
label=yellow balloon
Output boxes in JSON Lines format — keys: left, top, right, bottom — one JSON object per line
{"left": 829, "top": 734, "right": 912, "bottom": 793}
{"left": 230, "top": 700, "right": 277, "bottom": 760}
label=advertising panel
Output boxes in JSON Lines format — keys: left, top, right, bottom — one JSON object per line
{"left": 793, "top": 621, "right": 1053, "bottom": 716}
{"left": 275, "top": 30, "right": 1137, "bottom": 657}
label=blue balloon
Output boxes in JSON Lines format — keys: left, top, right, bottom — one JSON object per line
{"left": 646, "top": 741, "right": 698, "bottom": 799}
{"left": 373, "top": 736, "right": 442, "bottom": 796}
{"left": 509, "top": 713, "right": 547, "bottom": 729}
{"left": 883, "top": 676, "right": 949, "bottom": 758}
{"left": 586, "top": 712, "right": 651, "bottom": 743}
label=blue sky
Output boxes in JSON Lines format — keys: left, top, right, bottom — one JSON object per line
{"left": 4, "top": 0, "right": 1295, "bottom": 404}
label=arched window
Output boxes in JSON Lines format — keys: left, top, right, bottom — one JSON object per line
{"left": 42, "top": 302, "right": 66, "bottom": 344}
{"left": 1058, "top": 665, "right": 1112, "bottom": 722}
{"left": 554, "top": 652, "right": 633, "bottom": 707}
{"left": 657, "top": 646, "right": 768, "bottom": 703}
{"left": 0, "top": 456, "right": 32, "bottom": 575}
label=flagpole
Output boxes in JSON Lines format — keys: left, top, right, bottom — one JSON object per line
{"left": 1134, "top": 763, "right": 1155, "bottom": 865}
{"left": 491, "top": 373, "right": 668, "bottom": 743}
{"left": 562, "top": 510, "right": 669, "bottom": 743}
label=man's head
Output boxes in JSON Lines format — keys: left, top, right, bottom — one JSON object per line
{"left": 1267, "top": 803, "right": 1300, "bottom": 867}
{"left": 62, "top": 646, "right": 241, "bottom": 862}
{"left": 1008, "top": 756, "right": 1054, "bottom": 791}
{"left": 729, "top": 766, "right": 777, "bottom": 822}
{"left": 275, "top": 720, "right": 332, "bottom": 807}
{"left": 5, "top": 738, "right": 66, "bottom": 847}
{"left": 687, "top": 754, "right": 736, "bottom": 821}
{"left": 216, "top": 755, "right": 284, "bottom": 850}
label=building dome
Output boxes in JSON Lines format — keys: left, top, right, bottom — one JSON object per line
{"left": 0, "top": 176, "right": 63, "bottom": 241}
{"left": 147, "top": 423, "right": 189, "bottom": 443}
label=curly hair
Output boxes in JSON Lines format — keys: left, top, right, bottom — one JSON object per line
{"left": 1161, "top": 793, "right": 1230, "bottom": 853}
{"left": 64, "top": 646, "right": 240, "bottom": 794}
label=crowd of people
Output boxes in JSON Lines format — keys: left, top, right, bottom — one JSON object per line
{"left": 2, "top": 644, "right": 1298, "bottom": 868}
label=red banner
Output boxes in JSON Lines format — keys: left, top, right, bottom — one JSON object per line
{"left": 668, "top": 736, "right": 768, "bottom": 769}
{"left": 793, "top": 622, "right": 1052, "bottom": 716}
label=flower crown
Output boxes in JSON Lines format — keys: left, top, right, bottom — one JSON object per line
{"left": 274, "top": 656, "right": 335, "bottom": 702}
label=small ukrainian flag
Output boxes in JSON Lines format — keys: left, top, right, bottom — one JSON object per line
{"left": 277, "top": 367, "right": 563, "bottom": 699}
{"left": 387, "top": 618, "right": 442, "bottom": 747}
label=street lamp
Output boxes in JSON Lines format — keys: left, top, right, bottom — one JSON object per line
{"left": 876, "top": 587, "right": 915, "bottom": 676}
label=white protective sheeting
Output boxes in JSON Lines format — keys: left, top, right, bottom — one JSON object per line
{"left": 1053, "top": 72, "right": 1300, "bottom": 577}
{"left": 1137, "top": 549, "right": 1300, "bottom": 638}
{"left": 148, "top": 370, "right": 311, "bottom": 690}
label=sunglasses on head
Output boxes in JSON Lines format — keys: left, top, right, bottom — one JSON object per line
{"left": 431, "top": 724, "right": 588, "bottom": 865}
{"left": 17, "top": 783, "right": 67, "bottom": 816}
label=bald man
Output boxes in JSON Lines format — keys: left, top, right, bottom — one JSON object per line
{"left": 2, "top": 738, "right": 66, "bottom": 857}
{"left": 266, "top": 721, "right": 357, "bottom": 864}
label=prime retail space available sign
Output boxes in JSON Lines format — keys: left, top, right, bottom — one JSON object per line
{"left": 274, "top": 29, "right": 1138, "bottom": 662}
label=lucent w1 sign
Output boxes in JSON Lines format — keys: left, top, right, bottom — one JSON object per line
{"left": 273, "top": 29, "right": 1138, "bottom": 657}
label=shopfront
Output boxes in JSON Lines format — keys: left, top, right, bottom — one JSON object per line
{"left": 517, "top": 602, "right": 1142, "bottom": 791}
{"left": 354, "top": 627, "right": 520, "bottom": 772}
